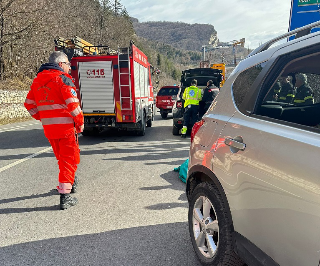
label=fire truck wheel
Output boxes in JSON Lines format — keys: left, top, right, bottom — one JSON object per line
{"left": 137, "top": 114, "right": 146, "bottom": 136}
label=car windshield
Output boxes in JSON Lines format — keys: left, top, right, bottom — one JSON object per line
{"left": 157, "top": 87, "right": 179, "bottom": 96}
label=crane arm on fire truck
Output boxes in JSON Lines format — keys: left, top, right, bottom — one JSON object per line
{"left": 54, "top": 36, "right": 99, "bottom": 55}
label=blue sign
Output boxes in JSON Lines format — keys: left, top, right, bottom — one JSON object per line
{"left": 289, "top": 0, "right": 320, "bottom": 33}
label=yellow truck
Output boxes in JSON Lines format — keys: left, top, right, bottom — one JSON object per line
{"left": 211, "top": 63, "right": 226, "bottom": 87}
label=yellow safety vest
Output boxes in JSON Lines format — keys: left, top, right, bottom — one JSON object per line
{"left": 182, "top": 86, "right": 202, "bottom": 108}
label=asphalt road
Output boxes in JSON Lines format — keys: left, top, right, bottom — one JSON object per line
{"left": 0, "top": 112, "right": 202, "bottom": 266}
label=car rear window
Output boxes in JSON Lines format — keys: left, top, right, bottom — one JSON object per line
{"left": 157, "top": 87, "right": 179, "bottom": 96}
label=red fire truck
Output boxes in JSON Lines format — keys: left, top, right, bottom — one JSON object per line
{"left": 55, "top": 37, "right": 154, "bottom": 136}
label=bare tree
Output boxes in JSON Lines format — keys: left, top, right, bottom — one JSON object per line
{"left": 0, "top": 0, "right": 135, "bottom": 81}
{"left": 0, "top": 0, "right": 44, "bottom": 79}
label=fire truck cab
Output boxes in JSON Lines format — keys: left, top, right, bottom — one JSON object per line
{"left": 55, "top": 37, "right": 154, "bottom": 136}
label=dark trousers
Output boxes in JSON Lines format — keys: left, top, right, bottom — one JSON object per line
{"left": 199, "top": 102, "right": 211, "bottom": 118}
{"left": 183, "top": 104, "right": 199, "bottom": 128}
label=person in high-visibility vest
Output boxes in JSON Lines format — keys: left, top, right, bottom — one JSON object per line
{"left": 24, "top": 51, "right": 84, "bottom": 210}
{"left": 181, "top": 79, "right": 202, "bottom": 138}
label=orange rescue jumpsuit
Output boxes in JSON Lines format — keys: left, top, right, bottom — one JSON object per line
{"left": 24, "top": 64, "right": 84, "bottom": 194}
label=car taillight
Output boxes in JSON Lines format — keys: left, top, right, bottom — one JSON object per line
{"left": 191, "top": 119, "right": 204, "bottom": 143}
{"left": 176, "top": 101, "right": 182, "bottom": 108}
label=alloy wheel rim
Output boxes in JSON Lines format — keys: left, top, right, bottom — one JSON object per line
{"left": 193, "top": 195, "right": 219, "bottom": 258}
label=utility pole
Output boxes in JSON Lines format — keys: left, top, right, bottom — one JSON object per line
{"left": 221, "top": 52, "right": 225, "bottom": 63}
{"left": 202, "top": 45, "right": 206, "bottom": 61}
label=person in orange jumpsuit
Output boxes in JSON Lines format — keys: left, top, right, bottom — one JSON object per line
{"left": 24, "top": 51, "right": 84, "bottom": 210}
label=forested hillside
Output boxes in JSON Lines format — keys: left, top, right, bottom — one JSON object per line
{"left": 0, "top": 0, "right": 134, "bottom": 82}
{"left": 0, "top": 0, "right": 183, "bottom": 92}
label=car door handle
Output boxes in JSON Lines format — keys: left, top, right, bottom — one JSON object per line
{"left": 224, "top": 137, "right": 246, "bottom": 151}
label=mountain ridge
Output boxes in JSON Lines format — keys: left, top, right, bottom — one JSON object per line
{"left": 132, "top": 19, "right": 218, "bottom": 52}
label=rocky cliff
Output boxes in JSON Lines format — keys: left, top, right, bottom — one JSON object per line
{"left": 132, "top": 20, "right": 218, "bottom": 51}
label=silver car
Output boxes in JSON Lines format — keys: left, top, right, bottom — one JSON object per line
{"left": 187, "top": 21, "right": 320, "bottom": 266}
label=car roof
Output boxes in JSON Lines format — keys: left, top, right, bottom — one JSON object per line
{"left": 248, "top": 20, "right": 320, "bottom": 57}
{"left": 234, "top": 21, "right": 320, "bottom": 75}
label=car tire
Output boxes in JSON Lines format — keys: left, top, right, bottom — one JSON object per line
{"left": 188, "top": 182, "right": 244, "bottom": 266}
{"left": 172, "top": 125, "right": 180, "bottom": 135}
{"left": 137, "top": 114, "right": 146, "bottom": 136}
{"left": 147, "top": 112, "right": 153, "bottom": 127}
{"left": 161, "top": 112, "right": 168, "bottom": 119}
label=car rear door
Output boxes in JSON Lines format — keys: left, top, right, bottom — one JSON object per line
{"left": 214, "top": 111, "right": 320, "bottom": 266}
{"left": 211, "top": 46, "right": 320, "bottom": 265}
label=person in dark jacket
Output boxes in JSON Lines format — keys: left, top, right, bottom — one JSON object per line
{"left": 277, "top": 76, "right": 294, "bottom": 103}
{"left": 199, "top": 80, "right": 219, "bottom": 118}
{"left": 294, "top": 73, "right": 314, "bottom": 105}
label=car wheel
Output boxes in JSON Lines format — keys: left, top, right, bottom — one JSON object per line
{"left": 147, "top": 112, "right": 153, "bottom": 127}
{"left": 137, "top": 114, "right": 146, "bottom": 136}
{"left": 161, "top": 112, "right": 168, "bottom": 119}
{"left": 172, "top": 125, "right": 180, "bottom": 135}
{"left": 188, "top": 182, "right": 244, "bottom": 266}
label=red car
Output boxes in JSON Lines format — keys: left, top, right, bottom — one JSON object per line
{"left": 156, "top": 85, "right": 179, "bottom": 118}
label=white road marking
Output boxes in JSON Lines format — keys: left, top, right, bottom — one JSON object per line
{"left": 0, "top": 147, "right": 52, "bottom": 173}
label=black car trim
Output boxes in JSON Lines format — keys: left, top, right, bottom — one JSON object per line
{"left": 234, "top": 232, "right": 279, "bottom": 266}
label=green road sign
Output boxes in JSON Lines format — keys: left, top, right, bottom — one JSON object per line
{"left": 298, "top": 0, "right": 319, "bottom": 6}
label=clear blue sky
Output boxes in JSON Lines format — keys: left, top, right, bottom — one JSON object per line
{"left": 120, "top": 0, "right": 292, "bottom": 49}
